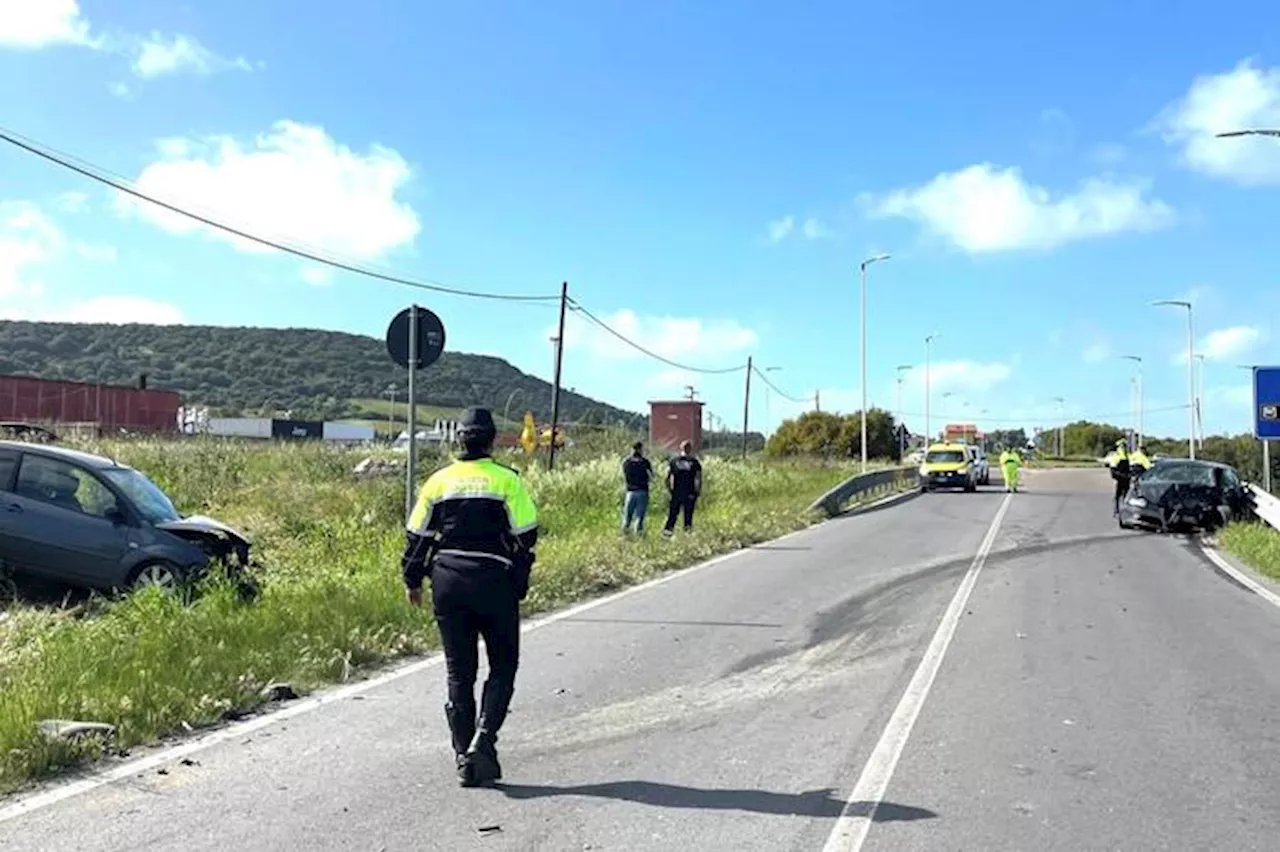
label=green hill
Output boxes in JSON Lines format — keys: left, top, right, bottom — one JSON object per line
{"left": 0, "top": 320, "right": 643, "bottom": 428}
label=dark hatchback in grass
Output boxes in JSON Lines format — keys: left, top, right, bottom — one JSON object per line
{"left": 0, "top": 440, "right": 252, "bottom": 593}
{"left": 1118, "top": 458, "right": 1251, "bottom": 533}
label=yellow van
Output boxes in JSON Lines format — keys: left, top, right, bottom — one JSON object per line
{"left": 919, "top": 441, "right": 977, "bottom": 492}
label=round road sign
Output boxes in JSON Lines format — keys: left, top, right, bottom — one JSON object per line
{"left": 385, "top": 306, "right": 447, "bottom": 369}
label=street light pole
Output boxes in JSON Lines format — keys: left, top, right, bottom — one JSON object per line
{"left": 1194, "top": 353, "right": 1206, "bottom": 449}
{"left": 859, "top": 254, "right": 891, "bottom": 472}
{"left": 1120, "top": 355, "right": 1143, "bottom": 448}
{"left": 1053, "top": 396, "right": 1065, "bottom": 457}
{"left": 1153, "top": 299, "right": 1196, "bottom": 459}
{"left": 763, "top": 366, "right": 781, "bottom": 435}
{"left": 896, "top": 364, "right": 912, "bottom": 458}
{"left": 925, "top": 333, "right": 940, "bottom": 444}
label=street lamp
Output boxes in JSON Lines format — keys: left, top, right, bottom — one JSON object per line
{"left": 896, "top": 364, "right": 912, "bottom": 457}
{"left": 859, "top": 253, "right": 891, "bottom": 472}
{"left": 1194, "top": 353, "right": 1206, "bottom": 449}
{"left": 1120, "top": 355, "right": 1143, "bottom": 448}
{"left": 925, "top": 333, "right": 940, "bottom": 443}
{"left": 1053, "top": 396, "right": 1065, "bottom": 457}
{"left": 1152, "top": 299, "right": 1196, "bottom": 459}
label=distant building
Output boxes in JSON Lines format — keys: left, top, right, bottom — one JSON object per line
{"left": 0, "top": 373, "right": 180, "bottom": 434}
{"left": 648, "top": 399, "right": 705, "bottom": 455}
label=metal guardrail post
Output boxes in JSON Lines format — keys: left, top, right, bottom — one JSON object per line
{"left": 807, "top": 464, "right": 918, "bottom": 517}
{"left": 1245, "top": 484, "right": 1280, "bottom": 530}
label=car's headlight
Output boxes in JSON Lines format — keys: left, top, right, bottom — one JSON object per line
{"left": 1127, "top": 496, "right": 1147, "bottom": 508}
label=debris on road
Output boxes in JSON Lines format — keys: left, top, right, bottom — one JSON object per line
{"left": 353, "top": 457, "right": 404, "bottom": 478}
{"left": 37, "top": 719, "right": 116, "bottom": 743}
{"left": 261, "top": 682, "right": 299, "bottom": 702}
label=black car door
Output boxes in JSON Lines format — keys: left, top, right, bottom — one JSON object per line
{"left": 5, "top": 453, "right": 134, "bottom": 587}
{"left": 0, "top": 447, "right": 22, "bottom": 573}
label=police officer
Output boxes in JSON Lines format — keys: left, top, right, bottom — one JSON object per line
{"left": 1129, "top": 443, "right": 1151, "bottom": 482}
{"left": 402, "top": 407, "right": 539, "bottom": 787}
{"left": 1109, "top": 438, "right": 1131, "bottom": 516}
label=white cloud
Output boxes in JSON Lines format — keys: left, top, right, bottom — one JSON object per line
{"left": 64, "top": 296, "right": 184, "bottom": 324}
{"left": 1091, "top": 143, "right": 1128, "bottom": 166}
{"left": 1157, "top": 59, "right": 1280, "bottom": 185}
{"left": 863, "top": 163, "right": 1175, "bottom": 253}
{"left": 901, "top": 359, "right": 1014, "bottom": 396}
{"left": 0, "top": 202, "right": 64, "bottom": 297}
{"left": 116, "top": 121, "right": 421, "bottom": 262}
{"left": 1172, "top": 325, "right": 1262, "bottom": 364}
{"left": 0, "top": 0, "right": 96, "bottom": 49}
{"left": 555, "top": 308, "right": 757, "bottom": 369}
{"left": 108, "top": 81, "right": 132, "bottom": 99}
{"left": 300, "top": 265, "right": 333, "bottom": 286}
{"left": 1082, "top": 340, "right": 1111, "bottom": 363}
{"left": 54, "top": 191, "right": 90, "bottom": 214}
{"left": 73, "top": 242, "right": 117, "bottom": 262}
{"left": 766, "top": 215, "right": 795, "bottom": 244}
{"left": 131, "top": 32, "right": 252, "bottom": 79}
{"left": 801, "top": 217, "right": 830, "bottom": 239}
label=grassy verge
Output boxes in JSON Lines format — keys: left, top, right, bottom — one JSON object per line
{"left": 0, "top": 439, "right": 856, "bottom": 794}
{"left": 1219, "top": 522, "right": 1280, "bottom": 582}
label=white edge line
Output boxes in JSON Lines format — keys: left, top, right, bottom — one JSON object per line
{"left": 0, "top": 506, "right": 879, "bottom": 823}
{"left": 1199, "top": 542, "right": 1280, "bottom": 610}
{"left": 821, "top": 491, "right": 1014, "bottom": 852}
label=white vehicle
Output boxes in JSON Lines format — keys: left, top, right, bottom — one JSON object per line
{"left": 967, "top": 445, "right": 991, "bottom": 486}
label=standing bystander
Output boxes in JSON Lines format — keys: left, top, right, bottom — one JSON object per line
{"left": 662, "top": 440, "right": 703, "bottom": 536}
{"left": 621, "top": 441, "right": 654, "bottom": 534}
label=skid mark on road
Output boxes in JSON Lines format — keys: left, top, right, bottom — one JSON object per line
{"left": 822, "top": 491, "right": 1014, "bottom": 852}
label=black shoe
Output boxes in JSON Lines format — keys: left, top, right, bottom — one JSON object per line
{"left": 462, "top": 731, "right": 502, "bottom": 786}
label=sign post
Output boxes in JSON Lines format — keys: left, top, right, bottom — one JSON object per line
{"left": 1252, "top": 366, "right": 1280, "bottom": 494}
{"left": 386, "top": 306, "right": 447, "bottom": 523}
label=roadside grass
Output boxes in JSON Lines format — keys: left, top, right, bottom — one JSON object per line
{"left": 1219, "top": 522, "right": 1280, "bottom": 582}
{"left": 0, "top": 438, "right": 864, "bottom": 794}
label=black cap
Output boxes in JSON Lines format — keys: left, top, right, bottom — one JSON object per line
{"left": 458, "top": 406, "right": 496, "bottom": 435}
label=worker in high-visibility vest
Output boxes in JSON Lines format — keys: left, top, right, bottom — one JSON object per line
{"left": 1109, "top": 439, "right": 1131, "bottom": 516}
{"left": 998, "top": 446, "right": 1022, "bottom": 493}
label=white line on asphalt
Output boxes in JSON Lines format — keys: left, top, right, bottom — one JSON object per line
{"left": 1, "top": 502, "right": 900, "bottom": 825}
{"left": 1200, "top": 543, "right": 1280, "bottom": 611}
{"left": 821, "top": 490, "right": 1014, "bottom": 852}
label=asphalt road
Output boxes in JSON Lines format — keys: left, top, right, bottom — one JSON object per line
{"left": 2, "top": 468, "right": 1278, "bottom": 851}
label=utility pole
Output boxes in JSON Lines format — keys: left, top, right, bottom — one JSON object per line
{"left": 1120, "top": 355, "right": 1143, "bottom": 448}
{"left": 896, "top": 364, "right": 912, "bottom": 459}
{"left": 1194, "top": 353, "right": 1206, "bottom": 450}
{"left": 814, "top": 390, "right": 820, "bottom": 412}
{"left": 859, "top": 254, "right": 891, "bottom": 473}
{"left": 1053, "top": 396, "right": 1065, "bottom": 457}
{"left": 742, "top": 356, "right": 753, "bottom": 459}
{"left": 546, "top": 281, "right": 569, "bottom": 471}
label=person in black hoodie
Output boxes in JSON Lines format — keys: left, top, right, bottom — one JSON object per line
{"left": 662, "top": 440, "right": 703, "bottom": 536}
{"left": 621, "top": 441, "right": 654, "bottom": 534}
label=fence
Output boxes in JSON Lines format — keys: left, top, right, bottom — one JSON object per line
{"left": 1246, "top": 485, "right": 1280, "bottom": 530}
{"left": 808, "top": 465, "right": 918, "bottom": 517}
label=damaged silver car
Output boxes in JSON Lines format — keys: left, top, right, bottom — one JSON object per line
{"left": 0, "top": 440, "right": 255, "bottom": 595}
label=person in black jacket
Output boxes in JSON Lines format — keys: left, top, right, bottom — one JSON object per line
{"left": 662, "top": 440, "right": 702, "bottom": 536}
{"left": 1110, "top": 439, "right": 1131, "bottom": 516}
{"left": 621, "top": 441, "right": 654, "bottom": 534}
{"left": 402, "top": 407, "right": 539, "bottom": 787}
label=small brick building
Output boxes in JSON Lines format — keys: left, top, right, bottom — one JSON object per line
{"left": 648, "top": 399, "right": 705, "bottom": 455}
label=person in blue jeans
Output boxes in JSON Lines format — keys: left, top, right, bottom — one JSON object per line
{"left": 621, "top": 441, "right": 654, "bottom": 534}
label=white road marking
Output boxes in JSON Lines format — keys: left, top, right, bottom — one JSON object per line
{"left": 821, "top": 490, "right": 1014, "bottom": 852}
{"left": 1200, "top": 542, "right": 1280, "bottom": 611}
{"left": 0, "top": 504, "right": 894, "bottom": 824}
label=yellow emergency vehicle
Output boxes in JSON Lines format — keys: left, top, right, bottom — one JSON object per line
{"left": 919, "top": 441, "right": 978, "bottom": 492}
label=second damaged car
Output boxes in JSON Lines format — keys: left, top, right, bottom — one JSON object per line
{"left": 1118, "top": 458, "right": 1251, "bottom": 534}
{"left": 0, "top": 440, "right": 255, "bottom": 596}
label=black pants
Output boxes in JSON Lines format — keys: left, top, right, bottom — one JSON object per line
{"left": 664, "top": 491, "right": 697, "bottom": 532}
{"left": 431, "top": 563, "right": 520, "bottom": 753}
{"left": 1113, "top": 477, "right": 1130, "bottom": 514}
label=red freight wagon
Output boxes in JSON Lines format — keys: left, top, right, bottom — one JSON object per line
{"left": 0, "top": 374, "right": 180, "bottom": 434}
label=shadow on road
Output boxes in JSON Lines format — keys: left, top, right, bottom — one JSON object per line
{"left": 561, "top": 616, "right": 782, "bottom": 629}
{"left": 494, "top": 780, "right": 937, "bottom": 820}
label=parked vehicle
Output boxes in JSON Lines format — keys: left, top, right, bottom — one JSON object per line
{"left": 0, "top": 441, "right": 253, "bottom": 594}
{"left": 967, "top": 444, "right": 991, "bottom": 486}
{"left": 1118, "top": 458, "right": 1250, "bottom": 533}
{"left": 919, "top": 442, "right": 977, "bottom": 492}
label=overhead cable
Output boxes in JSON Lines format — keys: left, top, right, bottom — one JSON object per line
{"left": 750, "top": 362, "right": 808, "bottom": 403}
{"left": 566, "top": 299, "right": 748, "bottom": 375}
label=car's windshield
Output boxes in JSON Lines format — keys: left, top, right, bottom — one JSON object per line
{"left": 926, "top": 450, "right": 965, "bottom": 464}
{"left": 1142, "top": 461, "right": 1216, "bottom": 487}
{"left": 102, "top": 467, "right": 182, "bottom": 524}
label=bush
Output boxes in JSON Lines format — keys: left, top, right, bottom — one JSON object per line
{"left": 0, "top": 437, "right": 853, "bottom": 792}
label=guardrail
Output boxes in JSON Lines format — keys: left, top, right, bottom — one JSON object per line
{"left": 1246, "top": 484, "right": 1280, "bottom": 530}
{"left": 808, "top": 465, "right": 918, "bottom": 517}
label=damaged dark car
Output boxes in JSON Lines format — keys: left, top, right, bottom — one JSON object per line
{"left": 0, "top": 440, "right": 255, "bottom": 596}
{"left": 1118, "top": 458, "right": 1251, "bottom": 534}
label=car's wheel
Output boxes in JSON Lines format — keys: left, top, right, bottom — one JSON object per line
{"left": 128, "top": 560, "right": 185, "bottom": 591}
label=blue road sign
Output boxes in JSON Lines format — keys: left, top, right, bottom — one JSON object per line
{"left": 1254, "top": 366, "right": 1280, "bottom": 439}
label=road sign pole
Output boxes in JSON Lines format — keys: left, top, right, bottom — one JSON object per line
{"left": 1266, "top": 439, "right": 1272, "bottom": 494}
{"left": 405, "top": 304, "right": 419, "bottom": 524}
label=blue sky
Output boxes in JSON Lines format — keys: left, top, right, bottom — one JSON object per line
{"left": 3, "top": 1, "right": 1280, "bottom": 440}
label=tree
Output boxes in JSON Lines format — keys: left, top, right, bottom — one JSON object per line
{"left": 987, "top": 428, "right": 1029, "bottom": 451}
{"left": 766, "top": 408, "right": 900, "bottom": 459}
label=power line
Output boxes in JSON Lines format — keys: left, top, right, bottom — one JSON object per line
{"left": 566, "top": 299, "right": 748, "bottom": 375}
{"left": 0, "top": 125, "right": 560, "bottom": 304}
{"left": 750, "top": 362, "right": 808, "bottom": 403}
{"left": 889, "top": 402, "right": 1191, "bottom": 426}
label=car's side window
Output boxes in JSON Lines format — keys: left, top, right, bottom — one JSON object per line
{"left": 14, "top": 456, "right": 120, "bottom": 520}
{"left": 0, "top": 449, "right": 17, "bottom": 491}
{"left": 1223, "top": 469, "right": 1241, "bottom": 490}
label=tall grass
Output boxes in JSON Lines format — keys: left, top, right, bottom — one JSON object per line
{"left": 1219, "top": 522, "right": 1280, "bottom": 582}
{"left": 0, "top": 437, "right": 856, "bottom": 793}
